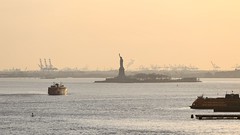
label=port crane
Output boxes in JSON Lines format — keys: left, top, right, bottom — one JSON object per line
{"left": 38, "top": 59, "right": 44, "bottom": 69}
{"left": 211, "top": 61, "right": 220, "bottom": 71}
{"left": 38, "top": 58, "right": 58, "bottom": 71}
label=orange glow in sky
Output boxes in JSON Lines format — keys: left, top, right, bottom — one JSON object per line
{"left": 1, "top": 0, "right": 240, "bottom": 70}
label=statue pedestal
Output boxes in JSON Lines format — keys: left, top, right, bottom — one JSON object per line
{"left": 118, "top": 67, "right": 125, "bottom": 79}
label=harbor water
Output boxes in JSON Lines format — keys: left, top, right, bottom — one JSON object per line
{"left": 1, "top": 78, "right": 240, "bottom": 135}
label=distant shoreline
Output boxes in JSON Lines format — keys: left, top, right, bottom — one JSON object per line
{"left": 1, "top": 69, "right": 240, "bottom": 78}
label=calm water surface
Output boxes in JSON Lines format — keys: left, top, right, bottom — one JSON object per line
{"left": 1, "top": 78, "right": 240, "bottom": 135}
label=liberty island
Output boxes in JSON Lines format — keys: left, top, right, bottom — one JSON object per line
{"left": 95, "top": 54, "right": 200, "bottom": 83}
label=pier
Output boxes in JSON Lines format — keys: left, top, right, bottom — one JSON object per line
{"left": 194, "top": 114, "right": 240, "bottom": 120}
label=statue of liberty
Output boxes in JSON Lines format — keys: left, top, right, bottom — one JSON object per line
{"left": 118, "top": 53, "right": 125, "bottom": 78}
{"left": 119, "top": 53, "right": 124, "bottom": 68}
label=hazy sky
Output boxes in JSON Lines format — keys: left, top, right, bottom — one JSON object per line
{"left": 1, "top": 0, "right": 240, "bottom": 70}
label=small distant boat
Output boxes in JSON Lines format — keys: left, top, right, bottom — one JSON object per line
{"left": 48, "top": 82, "right": 67, "bottom": 95}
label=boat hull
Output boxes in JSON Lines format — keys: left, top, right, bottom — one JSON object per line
{"left": 48, "top": 87, "right": 67, "bottom": 95}
{"left": 214, "top": 106, "right": 240, "bottom": 112}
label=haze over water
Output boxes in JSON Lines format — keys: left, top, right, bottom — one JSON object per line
{"left": 1, "top": 78, "right": 240, "bottom": 134}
